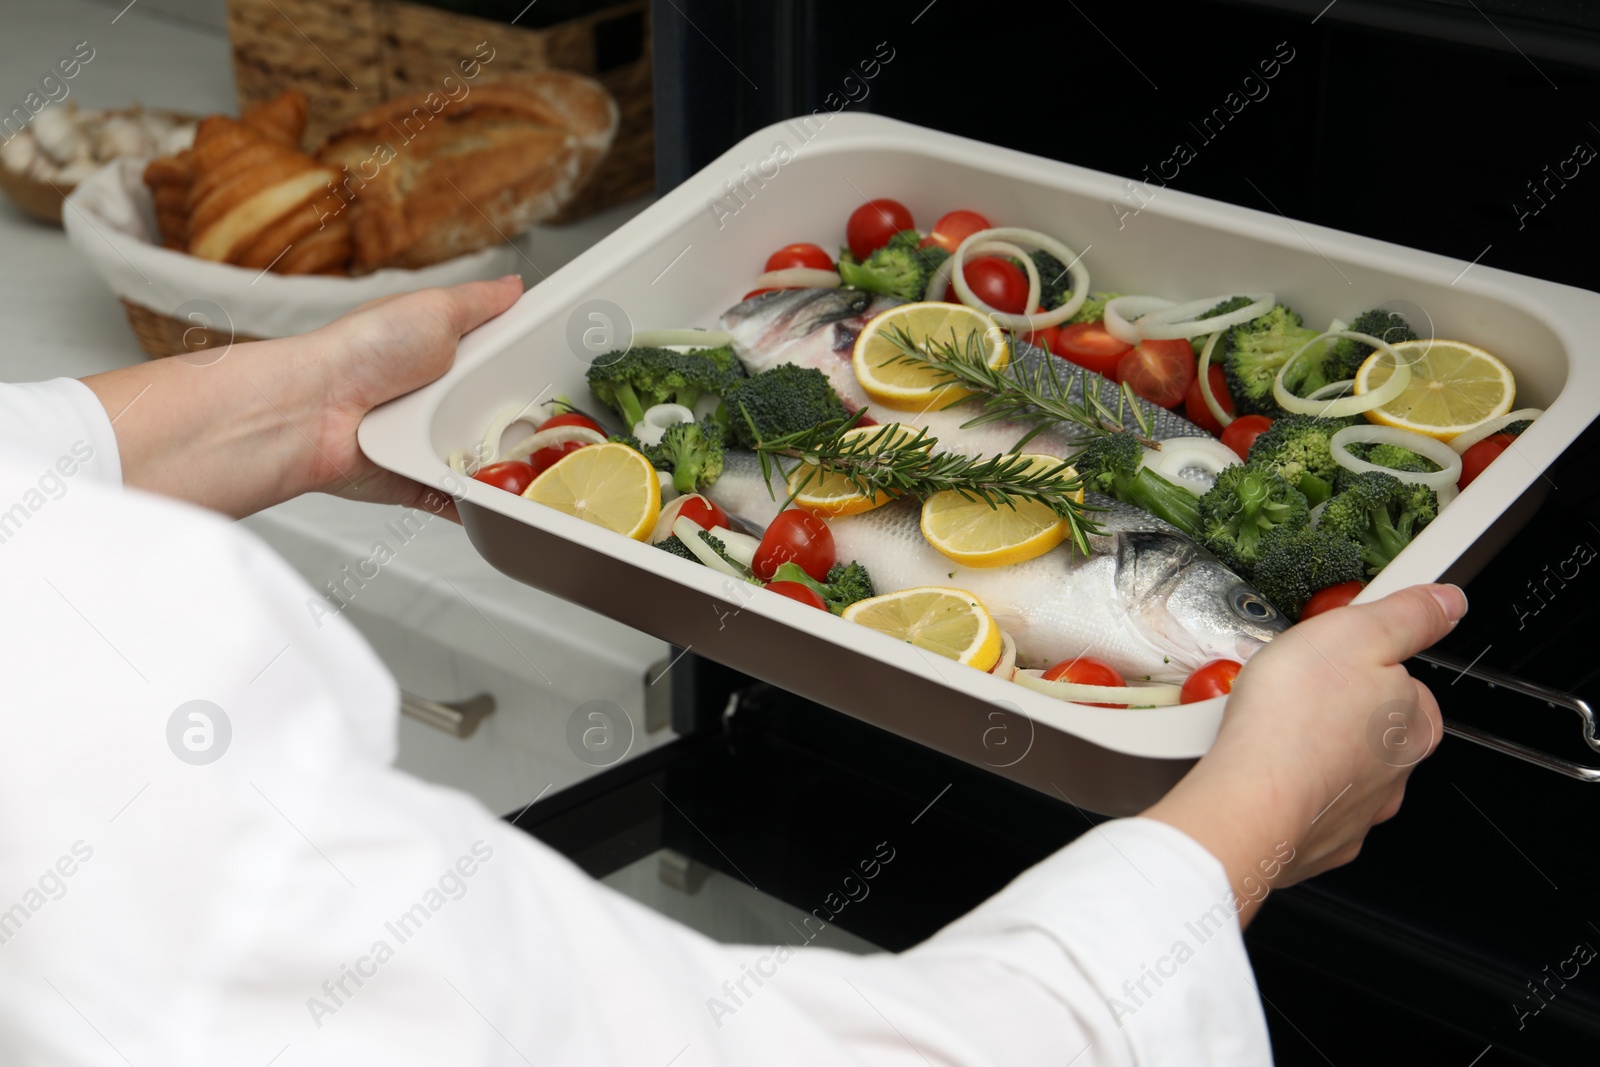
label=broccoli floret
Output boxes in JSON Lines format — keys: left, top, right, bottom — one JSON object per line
{"left": 1189, "top": 295, "right": 1254, "bottom": 355}
{"left": 771, "top": 560, "right": 876, "bottom": 615}
{"left": 586, "top": 345, "right": 746, "bottom": 429}
{"left": 837, "top": 230, "right": 947, "bottom": 302}
{"left": 1325, "top": 310, "right": 1417, "bottom": 382}
{"left": 654, "top": 417, "right": 726, "bottom": 493}
{"left": 1219, "top": 304, "right": 1324, "bottom": 416}
{"left": 1503, "top": 419, "right": 1534, "bottom": 437}
{"left": 1026, "top": 250, "right": 1071, "bottom": 310}
{"left": 1072, "top": 432, "right": 1202, "bottom": 538}
{"left": 654, "top": 535, "right": 700, "bottom": 562}
{"left": 1250, "top": 523, "right": 1366, "bottom": 620}
{"left": 718, "top": 364, "right": 851, "bottom": 448}
{"left": 1245, "top": 413, "right": 1363, "bottom": 506}
{"left": 1198, "top": 465, "right": 1310, "bottom": 573}
{"left": 1064, "top": 290, "right": 1122, "bottom": 325}
{"left": 1334, "top": 442, "right": 1438, "bottom": 494}
{"left": 1319, "top": 471, "right": 1439, "bottom": 576}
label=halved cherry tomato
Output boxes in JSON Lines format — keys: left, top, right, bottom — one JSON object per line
{"left": 1185, "top": 365, "right": 1234, "bottom": 437}
{"left": 753, "top": 509, "right": 836, "bottom": 581}
{"left": 1051, "top": 320, "right": 1133, "bottom": 379}
{"left": 765, "top": 581, "right": 827, "bottom": 610}
{"left": 1117, "top": 338, "right": 1196, "bottom": 408}
{"left": 1042, "top": 655, "right": 1127, "bottom": 708}
{"left": 847, "top": 199, "right": 914, "bottom": 259}
{"left": 1025, "top": 316, "right": 1060, "bottom": 353}
{"left": 922, "top": 209, "right": 991, "bottom": 253}
{"left": 1220, "top": 414, "right": 1273, "bottom": 462}
{"left": 765, "top": 242, "right": 833, "bottom": 272}
{"left": 677, "top": 494, "right": 729, "bottom": 531}
{"left": 472, "top": 460, "right": 538, "bottom": 495}
{"left": 528, "top": 440, "right": 587, "bottom": 474}
{"left": 1458, "top": 433, "right": 1517, "bottom": 489}
{"left": 1300, "top": 581, "right": 1364, "bottom": 620}
{"left": 538, "top": 411, "right": 604, "bottom": 435}
{"left": 960, "top": 256, "right": 1030, "bottom": 314}
{"left": 742, "top": 288, "right": 779, "bottom": 301}
{"left": 1180, "top": 659, "right": 1242, "bottom": 704}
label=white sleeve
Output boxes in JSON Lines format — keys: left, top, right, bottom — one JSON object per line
{"left": 0, "top": 379, "right": 123, "bottom": 485}
{"left": 0, "top": 456, "right": 1269, "bottom": 1067}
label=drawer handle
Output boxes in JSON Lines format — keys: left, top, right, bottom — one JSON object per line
{"left": 400, "top": 691, "right": 496, "bottom": 739}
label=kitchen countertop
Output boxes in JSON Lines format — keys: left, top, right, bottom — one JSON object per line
{"left": 1, "top": 0, "right": 673, "bottom": 799}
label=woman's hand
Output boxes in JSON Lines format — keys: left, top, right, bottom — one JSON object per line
{"left": 84, "top": 276, "right": 522, "bottom": 518}
{"left": 1145, "top": 583, "right": 1467, "bottom": 926}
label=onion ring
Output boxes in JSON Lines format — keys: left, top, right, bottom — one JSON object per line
{"left": 1272, "top": 330, "right": 1414, "bottom": 418}
{"left": 1149, "top": 436, "right": 1242, "bottom": 494}
{"left": 990, "top": 630, "right": 1017, "bottom": 677}
{"left": 1104, "top": 295, "right": 1175, "bottom": 345}
{"left": 926, "top": 239, "right": 1042, "bottom": 318}
{"left": 502, "top": 424, "right": 607, "bottom": 461}
{"left": 1135, "top": 292, "right": 1274, "bottom": 340}
{"left": 1011, "top": 669, "right": 1183, "bottom": 707}
{"left": 1449, "top": 408, "right": 1543, "bottom": 454}
{"left": 1329, "top": 424, "right": 1462, "bottom": 494}
{"left": 750, "top": 267, "right": 840, "bottom": 292}
{"left": 1196, "top": 331, "right": 1233, "bottom": 428}
{"left": 950, "top": 227, "right": 1089, "bottom": 329}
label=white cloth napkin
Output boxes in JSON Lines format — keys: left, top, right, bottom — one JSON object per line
{"left": 62, "top": 158, "right": 518, "bottom": 339}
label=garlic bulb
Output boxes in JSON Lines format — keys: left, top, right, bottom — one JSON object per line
{"left": 1, "top": 103, "right": 197, "bottom": 188}
{"left": 0, "top": 131, "right": 37, "bottom": 174}
{"left": 32, "top": 105, "right": 90, "bottom": 165}
{"left": 96, "top": 115, "right": 155, "bottom": 159}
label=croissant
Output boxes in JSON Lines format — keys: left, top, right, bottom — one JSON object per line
{"left": 317, "top": 71, "right": 617, "bottom": 271}
{"left": 142, "top": 90, "right": 310, "bottom": 251}
{"left": 186, "top": 115, "right": 350, "bottom": 275}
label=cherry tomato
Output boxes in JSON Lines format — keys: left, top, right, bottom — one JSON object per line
{"left": 753, "top": 509, "right": 836, "bottom": 582}
{"left": 1220, "top": 414, "right": 1274, "bottom": 462}
{"left": 1025, "top": 319, "right": 1060, "bottom": 353}
{"left": 1051, "top": 321, "right": 1132, "bottom": 379}
{"left": 1458, "top": 433, "right": 1517, "bottom": 489}
{"left": 676, "top": 494, "right": 729, "bottom": 531}
{"left": 528, "top": 440, "right": 587, "bottom": 474}
{"left": 471, "top": 460, "right": 537, "bottom": 495}
{"left": 765, "top": 242, "right": 833, "bottom": 272}
{"left": 1117, "top": 338, "right": 1197, "bottom": 409}
{"left": 922, "top": 209, "right": 991, "bottom": 253}
{"left": 1184, "top": 365, "right": 1235, "bottom": 437}
{"left": 765, "top": 581, "right": 828, "bottom": 610}
{"left": 1300, "top": 581, "right": 1365, "bottom": 620}
{"left": 1042, "top": 655, "right": 1127, "bottom": 708}
{"left": 537, "top": 411, "right": 604, "bottom": 435}
{"left": 846, "top": 198, "right": 915, "bottom": 259}
{"left": 960, "top": 256, "right": 1030, "bottom": 314}
{"left": 1180, "top": 659, "right": 1242, "bottom": 704}
{"left": 853, "top": 411, "right": 879, "bottom": 427}
{"left": 742, "top": 288, "right": 778, "bottom": 301}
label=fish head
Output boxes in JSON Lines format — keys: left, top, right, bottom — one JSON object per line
{"left": 1115, "top": 531, "right": 1287, "bottom": 673}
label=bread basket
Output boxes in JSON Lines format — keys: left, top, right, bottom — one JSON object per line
{"left": 62, "top": 159, "right": 520, "bottom": 360}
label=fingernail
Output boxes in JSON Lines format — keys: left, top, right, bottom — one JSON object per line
{"left": 499, "top": 274, "right": 522, "bottom": 285}
{"left": 1429, "top": 583, "right": 1468, "bottom": 623}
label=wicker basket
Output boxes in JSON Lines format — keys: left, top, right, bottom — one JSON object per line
{"left": 225, "top": 0, "right": 653, "bottom": 222}
{"left": 120, "top": 298, "right": 263, "bottom": 360}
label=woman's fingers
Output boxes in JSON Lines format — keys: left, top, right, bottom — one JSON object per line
{"left": 1323, "top": 583, "right": 1468, "bottom": 667}
{"left": 439, "top": 275, "right": 524, "bottom": 337}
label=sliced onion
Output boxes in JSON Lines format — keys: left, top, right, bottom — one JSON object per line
{"left": 950, "top": 227, "right": 1089, "bottom": 329}
{"left": 475, "top": 403, "right": 537, "bottom": 465}
{"left": 1329, "top": 424, "right": 1462, "bottom": 493}
{"left": 673, "top": 516, "right": 747, "bottom": 580}
{"left": 1272, "top": 331, "right": 1413, "bottom": 418}
{"left": 924, "top": 257, "right": 952, "bottom": 302}
{"left": 1135, "top": 293, "right": 1273, "bottom": 341}
{"left": 1011, "top": 668, "right": 1183, "bottom": 707}
{"left": 1195, "top": 331, "right": 1233, "bottom": 429}
{"left": 932, "top": 239, "right": 1042, "bottom": 323}
{"left": 632, "top": 403, "right": 696, "bottom": 447}
{"left": 715, "top": 528, "right": 761, "bottom": 570}
{"left": 1309, "top": 499, "right": 1328, "bottom": 529}
{"left": 1437, "top": 483, "right": 1460, "bottom": 509}
{"left": 1149, "top": 436, "right": 1241, "bottom": 494}
{"left": 1105, "top": 295, "right": 1175, "bottom": 345}
{"left": 502, "top": 424, "right": 607, "bottom": 461}
{"left": 1449, "top": 408, "right": 1543, "bottom": 454}
{"left": 651, "top": 493, "right": 696, "bottom": 542}
{"left": 632, "top": 328, "right": 734, "bottom": 348}
{"left": 1307, "top": 379, "right": 1354, "bottom": 401}
{"left": 750, "top": 268, "right": 840, "bottom": 291}
{"left": 657, "top": 470, "right": 678, "bottom": 504}
{"left": 989, "top": 630, "right": 1017, "bottom": 677}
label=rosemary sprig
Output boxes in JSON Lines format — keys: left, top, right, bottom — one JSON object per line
{"left": 752, "top": 416, "right": 1101, "bottom": 555}
{"left": 881, "top": 324, "right": 1156, "bottom": 451}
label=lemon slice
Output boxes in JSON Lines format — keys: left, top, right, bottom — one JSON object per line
{"left": 841, "top": 586, "right": 1002, "bottom": 670}
{"left": 786, "top": 424, "right": 928, "bottom": 517}
{"left": 523, "top": 442, "right": 660, "bottom": 541}
{"left": 1354, "top": 339, "right": 1515, "bottom": 441}
{"left": 920, "top": 455, "right": 1082, "bottom": 568}
{"left": 853, "top": 302, "right": 1009, "bottom": 411}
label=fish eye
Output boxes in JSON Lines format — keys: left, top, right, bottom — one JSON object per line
{"left": 1231, "top": 589, "right": 1277, "bottom": 621}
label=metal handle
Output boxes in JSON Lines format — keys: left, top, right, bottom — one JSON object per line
{"left": 400, "top": 691, "right": 496, "bottom": 739}
{"left": 1414, "top": 652, "right": 1600, "bottom": 782}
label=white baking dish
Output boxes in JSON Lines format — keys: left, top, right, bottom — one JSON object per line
{"left": 360, "top": 114, "right": 1600, "bottom": 814}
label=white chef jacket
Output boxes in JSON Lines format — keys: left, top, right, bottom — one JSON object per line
{"left": 0, "top": 378, "right": 1273, "bottom": 1067}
